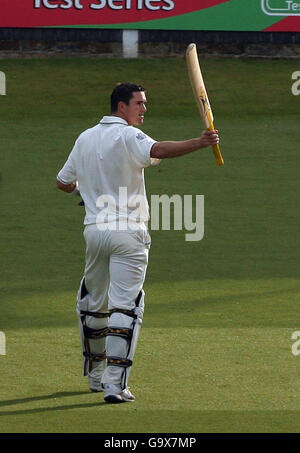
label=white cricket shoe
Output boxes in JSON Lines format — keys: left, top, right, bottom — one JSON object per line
{"left": 101, "top": 383, "right": 135, "bottom": 403}
{"left": 88, "top": 377, "right": 103, "bottom": 393}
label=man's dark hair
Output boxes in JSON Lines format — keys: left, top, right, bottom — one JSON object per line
{"left": 110, "top": 83, "right": 145, "bottom": 113}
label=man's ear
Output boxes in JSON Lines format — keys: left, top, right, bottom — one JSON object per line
{"left": 118, "top": 101, "right": 127, "bottom": 114}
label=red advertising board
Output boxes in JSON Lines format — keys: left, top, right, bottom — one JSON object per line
{"left": 0, "top": 1, "right": 229, "bottom": 27}
{"left": 0, "top": 1, "right": 299, "bottom": 31}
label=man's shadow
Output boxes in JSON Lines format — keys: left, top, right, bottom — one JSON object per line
{"left": 0, "top": 391, "right": 106, "bottom": 416}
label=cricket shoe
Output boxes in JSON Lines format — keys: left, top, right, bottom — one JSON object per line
{"left": 88, "top": 377, "right": 103, "bottom": 393}
{"left": 101, "top": 383, "right": 135, "bottom": 404}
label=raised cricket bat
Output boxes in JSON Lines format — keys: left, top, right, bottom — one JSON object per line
{"left": 186, "top": 43, "right": 224, "bottom": 166}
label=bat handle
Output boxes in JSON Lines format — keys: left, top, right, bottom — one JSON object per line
{"left": 212, "top": 143, "right": 224, "bottom": 166}
{"left": 206, "top": 124, "right": 224, "bottom": 166}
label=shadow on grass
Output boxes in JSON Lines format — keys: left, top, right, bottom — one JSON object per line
{"left": 0, "top": 391, "right": 106, "bottom": 415}
{"left": 157, "top": 287, "right": 299, "bottom": 310}
{"left": 4, "top": 286, "right": 300, "bottom": 331}
{"left": 0, "top": 402, "right": 106, "bottom": 416}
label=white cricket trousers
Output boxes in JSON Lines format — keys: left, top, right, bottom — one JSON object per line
{"left": 77, "top": 223, "right": 151, "bottom": 385}
{"left": 83, "top": 224, "right": 150, "bottom": 312}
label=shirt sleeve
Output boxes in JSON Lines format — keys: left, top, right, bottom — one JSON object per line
{"left": 56, "top": 141, "right": 78, "bottom": 184}
{"left": 125, "top": 127, "right": 158, "bottom": 168}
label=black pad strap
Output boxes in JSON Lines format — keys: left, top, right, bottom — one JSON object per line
{"left": 109, "top": 308, "right": 136, "bottom": 318}
{"left": 80, "top": 310, "right": 109, "bottom": 319}
{"left": 83, "top": 352, "right": 106, "bottom": 362}
{"left": 107, "top": 357, "right": 133, "bottom": 368}
{"left": 135, "top": 290, "right": 142, "bottom": 307}
{"left": 107, "top": 291, "right": 143, "bottom": 319}
{"left": 83, "top": 325, "right": 108, "bottom": 339}
{"left": 80, "top": 279, "right": 89, "bottom": 299}
{"left": 106, "top": 327, "right": 132, "bottom": 339}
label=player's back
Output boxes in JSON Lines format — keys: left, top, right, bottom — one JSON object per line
{"left": 74, "top": 117, "right": 153, "bottom": 227}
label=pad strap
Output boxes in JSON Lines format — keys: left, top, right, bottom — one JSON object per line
{"left": 107, "top": 291, "right": 143, "bottom": 319}
{"left": 83, "top": 352, "right": 106, "bottom": 362}
{"left": 135, "top": 290, "right": 143, "bottom": 307}
{"left": 83, "top": 325, "right": 108, "bottom": 339}
{"left": 80, "top": 310, "right": 109, "bottom": 319}
{"left": 109, "top": 308, "right": 136, "bottom": 318}
{"left": 107, "top": 357, "right": 133, "bottom": 368}
{"left": 106, "top": 327, "right": 132, "bottom": 339}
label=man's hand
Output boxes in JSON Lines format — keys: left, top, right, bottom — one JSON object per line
{"left": 199, "top": 129, "right": 220, "bottom": 148}
{"left": 57, "top": 180, "right": 77, "bottom": 193}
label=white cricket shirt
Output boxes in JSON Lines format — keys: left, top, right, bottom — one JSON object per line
{"left": 57, "top": 116, "right": 159, "bottom": 229}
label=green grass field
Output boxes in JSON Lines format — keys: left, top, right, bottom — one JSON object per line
{"left": 0, "top": 56, "right": 299, "bottom": 433}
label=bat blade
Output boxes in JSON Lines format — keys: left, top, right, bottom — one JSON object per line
{"left": 186, "top": 43, "right": 224, "bottom": 166}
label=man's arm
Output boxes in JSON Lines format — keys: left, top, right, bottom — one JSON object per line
{"left": 150, "top": 130, "right": 219, "bottom": 159}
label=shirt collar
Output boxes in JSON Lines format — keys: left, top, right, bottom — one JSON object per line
{"left": 100, "top": 116, "right": 128, "bottom": 125}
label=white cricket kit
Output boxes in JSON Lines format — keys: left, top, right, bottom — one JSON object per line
{"left": 57, "top": 116, "right": 159, "bottom": 389}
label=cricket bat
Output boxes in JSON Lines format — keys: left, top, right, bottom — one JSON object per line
{"left": 186, "top": 43, "right": 224, "bottom": 166}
